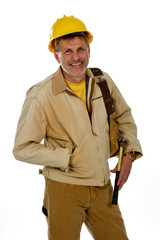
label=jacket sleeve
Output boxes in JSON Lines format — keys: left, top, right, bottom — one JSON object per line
{"left": 104, "top": 73, "right": 143, "bottom": 159}
{"left": 12, "top": 97, "right": 70, "bottom": 170}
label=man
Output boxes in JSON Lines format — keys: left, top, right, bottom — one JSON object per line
{"left": 13, "top": 15, "right": 142, "bottom": 240}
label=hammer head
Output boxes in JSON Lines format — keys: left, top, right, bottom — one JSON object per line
{"left": 118, "top": 137, "right": 126, "bottom": 148}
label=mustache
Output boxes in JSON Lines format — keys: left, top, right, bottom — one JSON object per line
{"left": 69, "top": 59, "right": 84, "bottom": 65}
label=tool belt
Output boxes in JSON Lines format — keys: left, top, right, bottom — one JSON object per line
{"left": 90, "top": 68, "right": 119, "bottom": 157}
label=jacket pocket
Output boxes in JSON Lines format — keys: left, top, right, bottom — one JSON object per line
{"left": 68, "top": 135, "right": 98, "bottom": 177}
{"left": 46, "top": 137, "right": 74, "bottom": 152}
{"left": 69, "top": 146, "right": 79, "bottom": 167}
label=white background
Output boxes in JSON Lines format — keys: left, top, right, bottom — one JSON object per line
{"left": 0, "top": 0, "right": 160, "bottom": 239}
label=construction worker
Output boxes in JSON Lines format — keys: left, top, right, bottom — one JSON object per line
{"left": 13, "top": 15, "right": 143, "bottom": 240}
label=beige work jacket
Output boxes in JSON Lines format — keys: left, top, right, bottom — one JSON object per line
{"left": 13, "top": 67, "right": 142, "bottom": 186}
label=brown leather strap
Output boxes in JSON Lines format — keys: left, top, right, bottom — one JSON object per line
{"left": 90, "top": 68, "right": 115, "bottom": 122}
{"left": 97, "top": 80, "right": 115, "bottom": 116}
{"left": 89, "top": 68, "right": 103, "bottom": 76}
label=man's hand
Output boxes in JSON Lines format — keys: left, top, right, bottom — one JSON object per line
{"left": 110, "top": 155, "right": 133, "bottom": 190}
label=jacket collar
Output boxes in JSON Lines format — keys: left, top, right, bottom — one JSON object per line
{"left": 51, "top": 66, "right": 96, "bottom": 95}
{"left": 52, "top": 67, "right": 67, "bottom": 95}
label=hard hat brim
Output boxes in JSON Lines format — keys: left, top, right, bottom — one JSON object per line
{"left": 48, "top": 30, "right": 93, "bottom": 53}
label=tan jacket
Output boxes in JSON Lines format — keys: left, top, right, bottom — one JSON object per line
{"left": 13, "top": 67, "right": 142, "bottom": 186}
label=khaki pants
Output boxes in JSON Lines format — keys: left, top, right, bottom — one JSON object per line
{"left": 42, "top": 178, "right": 129, "bottom": 240}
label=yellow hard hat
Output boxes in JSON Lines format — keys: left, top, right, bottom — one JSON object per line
{"left": 48, "top": 15, "right": 93, "bottom": 53}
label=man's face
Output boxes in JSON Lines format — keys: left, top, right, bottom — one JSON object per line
{"left": 54, "top": 36, "right": 90, "bottom": 81}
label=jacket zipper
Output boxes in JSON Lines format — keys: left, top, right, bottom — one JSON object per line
{"left": 66, "top": 84, "right": 106, "bottom": 184}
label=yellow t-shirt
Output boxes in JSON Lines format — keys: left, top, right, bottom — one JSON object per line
{"left": 65, "top": 78, "right": 87, "bottom": 109}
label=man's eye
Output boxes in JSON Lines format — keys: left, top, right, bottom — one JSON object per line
{"left": 78, "top": 48, "right": 84, "bottom": 52}
{"left": 65, "top": 49, "right": 71, "bottom": 54}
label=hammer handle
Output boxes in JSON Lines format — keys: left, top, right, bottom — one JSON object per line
{"left": 112, "top": 171, "right": 120, "bottom": 205}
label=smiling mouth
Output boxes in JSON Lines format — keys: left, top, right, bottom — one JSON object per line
{"left": 70, "top": 61, "right": 83, "bottom": 67}
{"left": 71, "top": 63, "right": 81, "bottom": 66}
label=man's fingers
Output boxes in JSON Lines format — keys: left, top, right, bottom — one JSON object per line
{"left": 117, "top": 172, "right": 129, "bottom": 190}
{"left": 117, "top": 156, "right": 132, "bottom": 190}
{"left": 110, "top": 156, "right": 132, "bottom": 190}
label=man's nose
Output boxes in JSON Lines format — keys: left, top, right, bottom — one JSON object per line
{"left": 72, "top": 51, "right": 80, "bottom": 61}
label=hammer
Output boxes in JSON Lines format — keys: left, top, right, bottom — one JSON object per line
{"left": 112, "top": 137, "right": 126, "bottom": 205}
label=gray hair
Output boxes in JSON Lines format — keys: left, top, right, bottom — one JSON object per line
{"left": 55, "top": 33, "right": 89, "bottom": 53}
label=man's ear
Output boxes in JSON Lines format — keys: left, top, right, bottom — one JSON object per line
{"left": 54, "top": 52, "right": 60, "bottom": 63}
